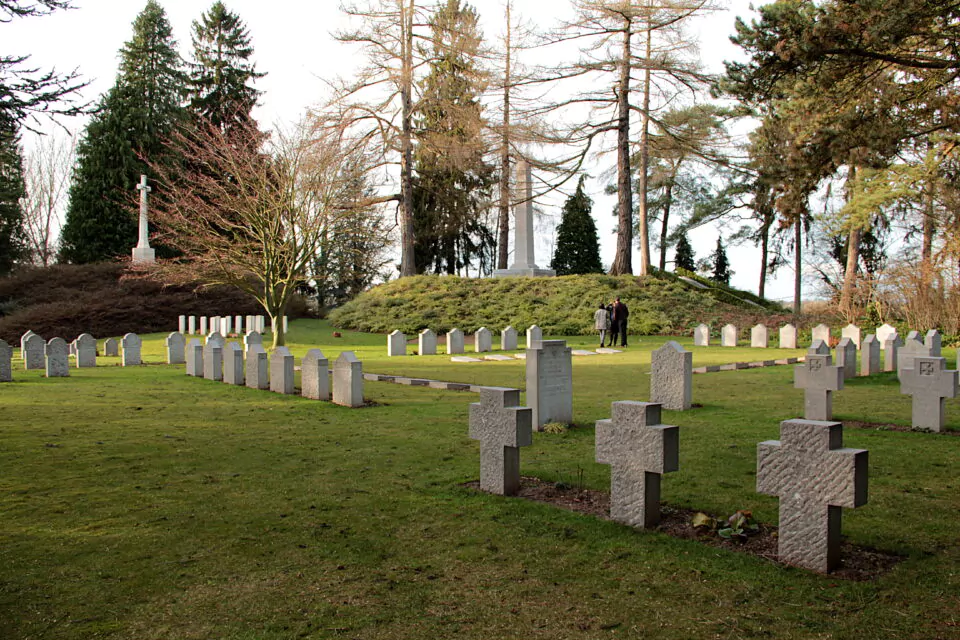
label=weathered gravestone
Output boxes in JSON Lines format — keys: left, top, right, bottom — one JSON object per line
{"left": 270, "top": 347, "right": 295, "bottom": 394}
{"left": 0, "top": 339, "right": 11, "bottom": 382}
{"left": 20, "top": 330, "right": 35, "bottom": 363}
{"left": 721, "top": 324, "right": 738, "bottom": 347}
{"left": 203, "top": 340, "right": 223, "bottom": 381}
{"left": 794, "top": 345, "right": 844, "bottom": 421}
{"left": 468, "top": 387, "right": 532, "bottom": 496}
{"left": 780, "top": 324, "right": 798, "bottom": 349}
{"left": 900, "top": 356, "right": 958, "bottom": 431}
{"left": 387, "top": 330, "right": 406, "bottom": 357}
{"left": 650, "top": 341, "right": 692, "bottom": 411}
{"left": 526, "top": 325, "right": 542, "bottom": 349}
{"left": 301, "top": 349, "right": 329, "bottom": 400}
{"left": 165, "top": 332, "right": 185, "bottom": 365}
{"left": 841, "top": 324, "right": 861, "bottom": 349}
{"left": 446, "top": 328, "right": 464, "bottom": 355}
{"left": 103, "top": 337, "right": 119, "bottom": 357}
{"left": 876, "top": 323, "right": 897, "bottom": 344}
{"left": 75, "top": 333, "right": 97, "bottom": 368}
{"left": 200, "top": 317, "right": 208, "bottom": 336}
{"left": 45, "top": 337, "right": 69, "bottom": 377}
{"left": 244, "top": 331, "right": 262, "bottom": 350}
{"left": 474, "top": 327, "right": 492, "bottom": 353}
{"left": 245, "top": 344, "right": 268, "bottom": 390}
{"left": 223, "top": 342, "right": 244, "bottom": 385}
{"left": 121, "top": 334, "right": 142, "bottom": 366}
{"left": 883, "top": 334, "right": 902, "bottom": 372}
{"left": 178, "top": 315, "right": 186, "bottom": 334}
{"left": 835, "top": 337, "right": 857, "bottom": 380}
{"left": 898, "top": 331, "right": 928, "bottom": 379}
{"left": 333, "top": 351, "right": 363, "bottom": 407}
{"left": 185, "top": 339, "right": 203, "bottom": 377}
{"left": 751, "top": 324, "right": 769, "bottom": 348}
{"left": 418, "top": 329, "right": 437, "bottom": 356}
{"left": 526, "top": 340, "right": 573, "bottom": 430}
{"left": 206, "top": 331, "right": 225, "bottom": 348}
{"left": 757, "top": 419, "right": 868, "bottom": 572}
{"left": 811, "top": 324, "right": 831, "bottom": 345}
{"left": 23, "top": 333, "right": 45, "bottom": 370}
{"left": 501, "top": 326, "right": 518, "bottom": 351}
{"left": 596, "top": 401, "right": 679, "bottom": 528}
{"left": 188, "top": 316, "right": 196, "bottom": 335}
{"left": 925, "top": 329, "right": 942, "bottom": 356}
{"left": 809, "top": 340, "right": 830, "bottom": 356}
{"left": 860, "top": 335, "right": 880, "bottom": 376}
{"left": 693, "top": 324, "right": 709, "bottom": 347}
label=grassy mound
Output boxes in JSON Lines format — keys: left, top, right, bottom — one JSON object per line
{"left": 329, "top": 273, "right": 788, "bottom": 336}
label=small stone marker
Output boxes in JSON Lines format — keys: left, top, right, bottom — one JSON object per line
{"left": 121, "top": 333, "right": 141, "bottom": 367}
{"left": 75, "top": 333, "right": 97, "bottom": 368}
{"left": 721, "top": 324, "right": 737, "bottom": 347}
{"left": 596, "top": 401, "right": 679, "bottom": 528}
{"left": 780, "top": 323, "right": 798, "bottom": 349}
{"left": 898, "top": 331, "right": 928, "bottom": 379}
{"left": 0, "top": 339, "right": 11, "bottom": 382}
{"left": 245, "top": 344, "right": 268, "bottom": 390}
{"left": 203, "top": 340, "right": 223, "bottom": 381}
{"left": 835, "top": 337, "right": 857, "bottom": 380}
{"left": 925, "top": 329, "right": 942, "bottom": 356}
{"left": 794, "top": 349, "right": 844, "bottom": 420}
{"left": 526, "top": 340, "right": 573, "bottom": 430}
{"left": 526, "top": 325, "right": 542, "bottom": 349}
{"left": 693, "top": 324, "right": 709, "bottom": 347}
{"left": 751, "top": 324, "right": 769, "bottom": 348}
{"left": 200, "top": 316, "right": 208, "bottom": 336}
{"left": 418, "top": 329, "right": 437, "bottom": 356}
{"left": 501, "top": 326, "right": 518, "bottom": 351}
{"left": 223, "top": 342, "right": 244, "bottom": 385}
{"left": 302, "top": 349, "right": 330, "bottom": 400}
{"left": 165, "top": 332, "right": 185, "bottom": 365}
{"left": 178, "top": 315, "right": 186, "bottom": 334}
{"left": 270, "top": 347, "right": 295, "bottom": 394}
{"left": 883, "top": 334, "right": 902, "bottom": 372}
{"left": 757, "top": 419, "right": 868, "bottom": 572}
{"left": 44, "top": 337, "right": 69, "bottom": 377}
{"left": 23, "top": 333, "right": 45, "bottom": 370}
{"left": 860, "top": 335, "right": 880, "bottom": 376}
{"left": 900, "top": 356, "right": 958, "bottom": 431}
{"left": 446, "top": 328, "right": 464, "bottom": 355}
{"left": 103, "top": 337, "right": 119, "bottom": 357}
{"left": 186, "top": 339, "right": 203, "bottom": 376}
{"left": 484, "top": 354, "right": 515, "bottom": 361}
{"left": 244, "top": 331, "right": 262, "bottom": 350}
{"left": 388, "top": 330, "right": 407, "bottom": 357}
{"left": 812, "top": 324, "right": 831, "bottom": 345}
{"left": 841, "top": 324, "right": 861, "bottom": 350}
{"left": 876, "top": 323, "right": 897, "bottom": 344}
{"left": 468, "top": 387, "right": 532, "bottom": 496}
{"left": 188, "top": 316, "right": 196, "bottom": 335}
{"left": 451, "top": 356, "right": 482, "bottom": 363}
{"left": 333, "top": 351, "right": 363, "bottom": 407}
{"left": 222, "top": 316, "right": 232, "bottom": 337}
{"left": 474, "top": 327, "right": 492, "bottom": 353}
{"left": 650, "top": 341, "right": 692, "bottom": 411}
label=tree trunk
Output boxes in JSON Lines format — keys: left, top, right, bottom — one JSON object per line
{"left": 271, "top": 312, "right": 285, "bottom": 349}
{"left": 635, "top": 21, "right": 653, "bottom": 276}
{"left": 398, "top": 0, "right": 416, "bottom": 277}
{"left": 758, "top": 218, "right": 770, "bottom": 300}
{"left": 497, "top": 2, "right": 512, "bottom": 271}
{"left": 838, "top": 166, "right": 861, "bottom": 320}
{"left": 658, "top": 180, "right": 673, "bottom": 271}
{"left": 794, "top": 217, "right": 802, "bottom": 315}
{"left": 610, "top": 19, "right": 633, "bottom": 276}
{"left": 921, "top": 179, "right": 935, "bottom": 284}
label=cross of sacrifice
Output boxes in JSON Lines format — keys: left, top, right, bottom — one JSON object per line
{"left": 468, "top": 387, "right": 532, "bottom": 495}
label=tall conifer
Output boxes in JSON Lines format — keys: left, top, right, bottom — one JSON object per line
{"left": 551, "top": 176, "right": 602, "bottom": 275}
{"left": 0, "top": 120, "right": 27, "bottom": 274}
{"left": 673, "top": 233, "right": 694, "bottom": 271}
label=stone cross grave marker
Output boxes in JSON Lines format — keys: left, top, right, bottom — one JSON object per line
{"left": 270, "top": 347, "right": 294, "bottom": 394}
{"left": 883, "top": 334, "right": 902, "bottom": 372}
{"left": 75, "top": 333, "right": 97, "bottom": 368}
{"left": 757, "top": 419, "right": 868, "bottom": 572}
{"left": 650, "top": 341, "right": 692, "bottom": 411}
{"left": 188, "top": 316, "right": 196, "bottom": 335}
{"left": 468, "top": 387, "right": 533, "bottom": 495}
{"left": 835, "top": 337, "right": 857, "bottom": 380}
{"left": 526, "top": 340, "right": 573, "bottom": 430}
{"left": 131, "top": 174, "right": 156, "bottom": 263}
{"left": 898, "top": 331, "right": 929, "bottom": 379}
{"left": 223, "top": 342, "right": 244, "bottom": 385}
{"left": 526, "top": 325, "right": 542, "bottom": 349}
{"left": 302, "top": 349, "right": 329, "bottom": 400}
{"left": 446, "top": 328, "right": 464, "bottom": 355}
{"left": 721, "top": 324, "right": 738, "bottom": 347}
{"left": 900, "top": 356, "right": 958, "bottom": 431}
{"left": 693, "top": 324, "right": 709, "bottom": 347}
{"left": 811, "top": 324, "right": 831, "bottom": 345}
{"left": 245, "top": 344, "right": 268, "bottom": 390}
{"left": 794, "top": 349, "right": 844, "bottom": 420}
{"left": 860, "top": 335, "right": 880, "bottom": 376}
{"left": 165, "top": 332, "right": 185, "bottom": 365}
{"left": 186, "top": 339, "right": 203, "bottom": 377}
{"left": 418, "top": 329, "right": 437, "bottom": 356}
{"left": 501, "top": 326, "right": 518, "bottom": 351}
{"left": 780, "top": 323, "right": 798, "bottom": 349}
{"left": 45, "top": 337, "right": 69, "bottom": 377}
{"left": 596, "top": 401, "right": 679, "bottom": 528}
{"left": 475, "top": 327, "right": 492, "bottom": 353}
{"left": 120, "top": 334, "right": 141, "bottom": 366}
{"left": 751, "top": 324, "right": 769, "bottom": 348}
{"left": 203, "top": 340, "right": 223, "bottom": 381}
{"left": 841, "top": 324, "right": 861, "bottom": 350}
{"left": 388, "top": 330, "right": 407, "bottom": 357}
{"left": 244, "top": 331, "right": 262, "bottom": 350}
{"left": 0, "top": 339, "right": 11, "bottom": 382}
{"left": 333, "top": 351, "right": 363, "bottom": 407}
{"left": 23, "top": 333, "right": 45, "bottom": 370}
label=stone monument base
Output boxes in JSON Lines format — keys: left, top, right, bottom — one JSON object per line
{"left": 132, "top": 246, "right": 156, "bottom": 264}
{"left": 493, "top": 267, "right": 556, "bottom": 278}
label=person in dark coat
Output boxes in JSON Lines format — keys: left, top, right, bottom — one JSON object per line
{"left": 612, "top": 297, "right": 629, "bottom": 347}
{"left": 606, "top": 300, "right": 618, "bottom": 346}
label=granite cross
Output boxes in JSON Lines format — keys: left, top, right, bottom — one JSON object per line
{"left": 794, "top": 352, "right": 844, "bottom": 420}
{"left": 900, "top": 356, "right": 959, "bottom": 431}
{"left": 468, "top": 387, "right": 532, "bottom": 495}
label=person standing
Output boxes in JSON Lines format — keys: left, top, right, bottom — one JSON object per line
{"left": 607, "top": 300, "right": 619, "bottom": 346}
{"left": 612, "top": 297, "right": 629, "bottom": 347}
{"left": 594, "top": 302, "right": 611, "bottom": 347}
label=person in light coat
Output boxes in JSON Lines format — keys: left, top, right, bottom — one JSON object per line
{"left": 594, "top": 302, "right": 611, "bottom": 347}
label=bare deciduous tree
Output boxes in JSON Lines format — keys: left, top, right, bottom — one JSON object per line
{"left": 20, "top": 131, "right": 74, "bottom": 266}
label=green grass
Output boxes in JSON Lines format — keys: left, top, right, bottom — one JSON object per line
{"left": 2, "top": 320, "right": 959, "bottom": 639}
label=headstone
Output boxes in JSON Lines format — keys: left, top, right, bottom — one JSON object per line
{"left": 186, "top": 339, "right": 203, "bottom": 377}
{"left": 757, "top": 419, "right": 868, "bottom": 572}
{"left": 900, "top": 356, "right": 958, "bottom": 431}
{"left": 302, "top": 349, "right": 330, "bottom": 400}
{"left": 809, "top": 339, "right": 831, "bottom": 356}
{"left": 75, "top": 333, "right": 97, "bottom": 368}
{"left": 898, "top": 331, "right": 929, "bottom": 379}
{"left": 244, "top": 331, "right": 262, "bottom": 350}
{"left": 721, "top": 324, "right": 737, "bottom": 347}
{"left": 883, "top": 334, "right": 902, "bottom": 372}
{"left": 780, "top": 324, "right": 798, "bottom": 349}
{"left": 234, "top": 315, "right": 243, "bottom": 334}
{"left": 165, "top": 332, "right": 185, "bottom": 365}
{"left": 650, "top": 341, "right": 692, "bottom": 411}
{"left": 875, "top": 323, "right": 897, "bottom": 344}
{"left": 44, "top": 337, "right": 69, "bottom": 377}
{"left": 418, "top": 329, "right": 437, "bottom": 356}
{"left": 188, "top": 316, "right": 197, "bottom": 335}
{"left": 20, "top": 330, "right": 35, "bottom": 362}
{"left": 103, "top": 337, "right": 119, "bottom": 357}
{"left": 211, "top": 316, "right": 221, "bottom": 334}
{"left": 222, "top": 316, "right": 232, "bottom": 337}
{"left": 270, "top": 347, "right": 295, "bottom": 394}
{"left": 245, "top": 316, "right": 254, "bottom": 335}
{"left": 283, "top": 316, "right": 289, "bottom": 333}
{"left": 333, "top": 351, "right": 363, "bottom": 408}
{"left": 526, "top": 325, "right": 543, "bottom": 349}
{"left": 0, "top": 339, "right": 11, "bottom": 382}
{"left": 474, "top": 327, "right": 492, "bottom": 353}
{"left": 178, "top": 315, "right": 186, "bottom": 334}
{"left": 223, "top": 342, "right": 244, "bottom": 385}
{"left": 860, "top": 335, "right": 880, "bottom": 376}
{"left": 811, "top": 324, "right": 831, "bottom": 345}
{"left": 526, "top": 340, "right": 573, "bottom": 430}
{"left": 751, "top": 324, "right": 769, "bottom": 348}
{"left": 835, "top": 337, "right": 856, "bottom": 380}
{"left": 492, "top": 160, "right": 555, "bottom": 277}
{"left": 794, "top": 350, "right": 844, "bottom": 420}
{"left": 23, "top": 333, "right": 45, "bottom": 370}
{"left": 200, "top": 316, "right": 208, "bottom": 336}
{"left": 501, "top": 326, "right": 518, "bottom": 351}
{"left": 468, "top": 387, "right": 532, "bottom": 495}
{"left": 131, "top": 174, "right": 156, "bottom": 263}
{"left": 596, "top": 401, "right": 678, "bottom": 528}
{"left": 841, "top": 324, "right": 861, "bottom": 350}
{"left": 120, "top": 333, "right": 141, "bottom": 367}
{"left": 245, "top": 344, "right": 268, "bottom": 390}
{"left": 693, "top": 324, "right": 709, "bottom": 347}
{"left": 206, "top": 332, "right": 225, "bottom": 348}
{"left": 203, "top": 340, "right": 223, "bottom": 381}
{"left": 446, "top": 328, "right": 464, "bottom": 354}
{"left": 388, "top": 330, "right": 406, "bottom": 357}
{"left": 258, "top": 316, "right": 266, "bottom": 333}
{"left": 925, "top": 329, "right": 942, "bottom": 356}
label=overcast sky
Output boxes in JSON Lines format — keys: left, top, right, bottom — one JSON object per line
{"left": 6, "top": 0, "right": 803, "bottom": 302}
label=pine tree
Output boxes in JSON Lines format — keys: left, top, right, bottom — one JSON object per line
{"left": 0, "top": 119, "right": 27, "bottom": 275}
{"left": 711, "top": 236, "right": 732, "bottom": 285}
{"left": 187, "top": 2, "right": 263, "bottom": 133}
{"left": 673, "top": 232, "right": 694, "bottom": 272}
{"left": 551, "top": 176, "right": 602, "bottom": 275}
{"left": 59, "top": 0, "right": 187, "bottom": 264}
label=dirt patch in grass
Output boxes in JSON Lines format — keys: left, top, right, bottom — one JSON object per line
{"left": 844, "top": 420, "right": 960, "bottom": 436}
{"left": 467, "top": 477, "right": 901, "bottom": 581}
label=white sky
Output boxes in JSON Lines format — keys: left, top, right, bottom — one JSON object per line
{"left": 7, "top": 0, "right": 805, "bottom": 302}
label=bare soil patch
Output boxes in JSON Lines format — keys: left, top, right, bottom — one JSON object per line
{"left": 844, "top": 420, "right": 960, "bottom": 437}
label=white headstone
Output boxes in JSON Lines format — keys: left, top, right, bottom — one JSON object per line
{"left": 526, "top": 340, "right": 573, "bottom": 430}
{"left": 45, "top": 337, "right": 69, "bottom": 377}
{"left": 234, "top": 315, "right": 243, "bottom": 334}
{"left": 222, "top": 316, "right": 232, "bottom": 337}
{"left": 751, "top": 324, "right": 768, "bottom": 348}
{"left": 811, "top": 324, "right": 831, "bottom": 345}
{"left": 188, "top": 316, "right": 197, "bottom": 335}
{"left": 418, "top": 329, "right": 437, "bottom": 356}
{"left": 526, "top": 325, "right": 543, "bottom": 349}
{"left": 20, "top": 330, "right": 35, "bottom": 362}
{"left": 165, "top": 332, "right": 185, "bottom": 365}
{"left": 779, "top": 324, "right": 798, "bottom": 349}
{"left": 446, "top": 328, "right": 464, "bottom": 355}
{"left": 875, "top": 323, "right": 897, "bottom": 344}
{"left": 75, "top": 333, "right": 97, "bottom": 368}
{"left": 333, "top": 351, "right": 363, "bottom": 407}
{"left": 120, "top": 333, "right": 141, "bottom": 367}
{"left": 388, "top": 330, "right": 407, "bottom": 357}
{"left": 693, "top": 324, "right": 709, "bottom": 347}
{"left": 474, "top": 327, "right": 492, "bottom": 353}
{"left": 200, "top": 317, "right": 208, "bottom": 336}
{"left": 302, "top": 349, "right": 329, "bottom": 400}
{"left": 650, "top": 341, "right": 692, "bottom": 410}
{"left": 178, "top": 315, "right": 186, "bottom": 334}
{"left": 721, "top": 324, "right": 738, "bottom": 347}
{"left": 842, "top": 324, "right": 861, "bottom": 350}
{"left": 501, "top": 326, "right": 518, "bottom": 351}
{"left": 270, "top": 347, "right": 294, "bottom": 394}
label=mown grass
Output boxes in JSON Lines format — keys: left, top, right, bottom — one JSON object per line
{"left": 1, "top": 319, "right": 959, "bottom": 639}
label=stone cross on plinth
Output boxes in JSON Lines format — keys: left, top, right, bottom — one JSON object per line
{"left": 596, "top": 401, "right": 679, "bottom": 528}
{"left": 900, "top": 356, "right": 958, "bottom": 431}
{"left": 493, "top": 160, "right": 555, "bottom": 278}
{"left": 468, "top": 387, "right": 533, "bottom": 495}
{"left": 794, "top": 351, "right": 844, "bottom": 420}
{"left": 132, "top": 174, "right": 156, "bottom": 264}
{"left": 757, "top": 419, "right": 868, "bottom": 572}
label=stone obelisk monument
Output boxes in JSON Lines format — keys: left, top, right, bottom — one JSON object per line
{"left": 494, "top": 160, "right": 555, "bottom": 278}
{"left": 131, "top": 174, "right": 156, "bottom": 264}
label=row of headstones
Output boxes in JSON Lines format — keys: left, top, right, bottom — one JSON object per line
{"left": 173, "top": 330, "right": 364, "bottom": 408}
{"left": 471, "top": 388, "right": 866, "bottom": 573}
{"left": 694, "top": 322, "right": 908, "bottom": 350}
{"left": 177, "top": 315, "right": 288, "bottom": 337}
{"left": 0, "top": 331, "right": 143, "bottom": 381}
{"left": 388, "top": 325, "right": 543, "bottom": 357}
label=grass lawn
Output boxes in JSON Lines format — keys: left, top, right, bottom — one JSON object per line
{"left": 1, "top": 320, "right": 958, "bottom": 639}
